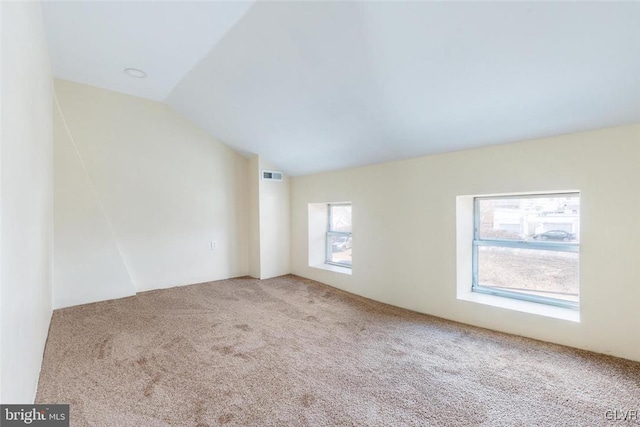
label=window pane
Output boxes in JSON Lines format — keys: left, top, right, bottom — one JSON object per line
{"left": 330, "top": 205, "right": 352, "bottom": 232}
{"left": 477, "top": 246, "right": 579, "bottom": 303}
{"left": 328, "top": 235, "right": 352, "bottom": 266}
{"left": 478, "top": 195, "right": 580, "bottom": 243}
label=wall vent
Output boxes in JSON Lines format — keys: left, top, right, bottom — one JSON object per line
{"left": 262, "top": 170, "right": 283, "bottom": 181}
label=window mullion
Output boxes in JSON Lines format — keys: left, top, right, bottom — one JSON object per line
{"left": 474, "top": 239, "right": 578, "bottom": 253}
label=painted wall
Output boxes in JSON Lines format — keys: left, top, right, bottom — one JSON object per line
{"left": 258, "top": 158, "right": 290, "bottom": 279}
{"left": 291, "top": 125, "right": 640, "bottom": 362}
{"left": 53, "top": 79, "right": 249, "bottom": 299}
{"left": 247, "top": 156, "right": 261, "bottom": 278}
{"left": 246, "top": 156, "right": 291, "bottom": 280}
{"left": 53, "top": 98, "right": 135, "bottom": 308}
{"left": 0, "top": 1, "right": 54, "bottom": 402}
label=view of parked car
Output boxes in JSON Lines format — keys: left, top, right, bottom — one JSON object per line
{"left": 532, "top": 230, "right": 576, "bottom": 241}
{"left": 332, "top": 236, "right": 352, "bottom": 252}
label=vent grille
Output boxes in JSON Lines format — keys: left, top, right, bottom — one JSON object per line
{"left": 262, "top": 170, "right": 283, "bottom": 181}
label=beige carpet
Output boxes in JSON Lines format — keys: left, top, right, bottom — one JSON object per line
{"left": 36, "top": 275, "right": 639, "bottom": 426}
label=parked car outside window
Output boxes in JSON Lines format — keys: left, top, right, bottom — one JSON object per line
{"left": 332, "top": 236, "right": 352, "bottom": 252}
{"left": 532, "top": 230, "right": 576, "bottom": 242}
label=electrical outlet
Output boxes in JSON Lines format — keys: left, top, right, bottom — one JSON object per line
{"left": 210, "top": 240, "right": 217, "bottom": 251}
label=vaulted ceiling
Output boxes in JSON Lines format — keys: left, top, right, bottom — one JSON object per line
{"left": 43, "top": 1, "right": 640, "bottom": 176}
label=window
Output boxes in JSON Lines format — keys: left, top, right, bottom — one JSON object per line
{"left": 326, "top": 203, "right": 352, "bottom": 268}
{"left": 473, "top": 193, "right": 580, "bottom": 309}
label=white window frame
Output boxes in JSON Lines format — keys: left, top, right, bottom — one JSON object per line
{"left": 472, "top": 192, "right": 580, "bottom": 310}
{"left": 326, "top": 203, "right": 352, "bottom": 268}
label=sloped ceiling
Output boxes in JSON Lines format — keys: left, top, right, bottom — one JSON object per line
{"left": 42, "top": 1, "right": 255, "bottom": 100}
{"left": 43, "top": 1, "right": 640, "bottom": 176}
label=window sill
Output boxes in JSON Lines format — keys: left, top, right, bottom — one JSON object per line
{"left": 458, "top": 290, "right": 580, "bottom": 322}
{"left": 310, "top": 263, "right": 352, "bottom": 275}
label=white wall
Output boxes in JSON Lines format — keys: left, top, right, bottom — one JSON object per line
{"left": 54, "top": 79, "right": 249, "bottom": 299}
{"left": 53, "top": 98, "right": 135, "bottom": 308}
{"left": 258, "top": 158, "right": 290, "bottom": 279}
{"left": 0, "top": 1, "right": 54, "bottom": 402}
{"left": 246, "top": 156, "right": 291, "bottom": 280}
{"left": 291, "top": 125, "right": 640, "bottom": 362}
{"left": 247, "top": 156, "right": 261, "bottom": 278}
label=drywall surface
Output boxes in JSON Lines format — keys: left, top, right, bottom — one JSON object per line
{"left": 53, "top": 99, "right": 136, "bottom": 308}
{"left": 166, "top": 1, "right": 640, "bottom": 176}
{"left": 54, "top": 79, "right": 249, "bottom": 295}
{"left": 0, "top": 1, "right": 54, "bottom": 402}
{"left": 247, "top": 156, "right": 291, "bottom": 279}
{"left": 258, "top": 158, "right": 290, "bottom": 279}
{"left": 291, "top": 125, "right": 640, "bottom": 361}
{"left": 247, "top": 156, "right": 261, "bottom": 278}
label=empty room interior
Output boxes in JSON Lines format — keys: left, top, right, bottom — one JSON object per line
{"left": 2, "top": 0, "right": 640, "bottom": 425}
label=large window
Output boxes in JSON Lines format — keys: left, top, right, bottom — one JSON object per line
{"left": 473, "top": 193, "right": 580, "bottom": 309}
{"left": 326, "top": 203, "right": 352, "bottom": 268}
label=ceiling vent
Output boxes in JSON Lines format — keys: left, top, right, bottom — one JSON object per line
{"left": 262, "top": 170, "right": 283, "bottom": 181}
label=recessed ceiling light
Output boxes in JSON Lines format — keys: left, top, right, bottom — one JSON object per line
{"left": 124, "top": 68, "right": 147, "bottom": 78}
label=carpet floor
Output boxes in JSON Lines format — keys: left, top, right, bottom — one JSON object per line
{"left": 36, "top": 275, "right": 639, "bottom": 426}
